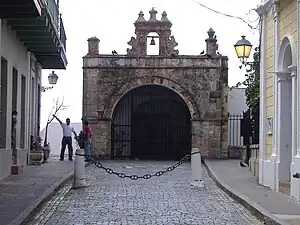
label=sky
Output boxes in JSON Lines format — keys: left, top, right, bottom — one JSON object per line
{"left": 40, "top": 0, "right": 261, "bottom": 130}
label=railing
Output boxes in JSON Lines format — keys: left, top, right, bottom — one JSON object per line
{"left": 59, "top": 16, "right": 66, "bottom": 51}
{"left": 228, "top": 113, "right": 244, "bottom": 159}
{"left": 45, "top": 0, "right": 59, "bottom": 31}
{"left": 228, "top": 113, "right": 244, "bottom": 147}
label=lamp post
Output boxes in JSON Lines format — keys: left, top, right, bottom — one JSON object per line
{"left": 234, "top": 35, "right": 253, "bottom": 67}
{"left": 41, "top": 71, "right": 59, "bottom": 92}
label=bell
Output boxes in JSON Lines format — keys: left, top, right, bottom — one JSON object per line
{"left": 150, "top": 37, "right": 156, "bottom": 45}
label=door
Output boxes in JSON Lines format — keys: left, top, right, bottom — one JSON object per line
{"left": 132, "top": 113, "right": 169, "bottom": 159}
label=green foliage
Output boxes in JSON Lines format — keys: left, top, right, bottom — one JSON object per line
{"left": 234, "top": 47, "right": 260, "bottom": 108}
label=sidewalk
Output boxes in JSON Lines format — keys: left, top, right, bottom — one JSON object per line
{"left": 204, "top": 159, "right": 300, "bottom": 225}
{"left": 0, "top": 156, "right": 74, "bottom": 225}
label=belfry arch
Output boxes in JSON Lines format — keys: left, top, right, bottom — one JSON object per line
{"left": 111, "top": 85, "right": 191, "bottom": 160}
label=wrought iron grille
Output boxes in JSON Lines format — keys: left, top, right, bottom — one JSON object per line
{"left": 111, "top": 85, "right": 191, "bottom": 160}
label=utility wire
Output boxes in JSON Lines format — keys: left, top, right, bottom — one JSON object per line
{"left": 191, "top": 0, "right": 259, "bottom": 30}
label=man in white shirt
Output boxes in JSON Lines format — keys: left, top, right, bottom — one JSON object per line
{"left": 53, "top": 115, "right": 77, "bottom": 161}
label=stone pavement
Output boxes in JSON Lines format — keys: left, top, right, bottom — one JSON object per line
{"left": 0, "top": 155, "right": 74, "bottom": 225}
{"left": 204, "top": 160, "right": 300, "bottom": 225}
{"left": 26, "top": 161, "right": 262, "bottom": 225}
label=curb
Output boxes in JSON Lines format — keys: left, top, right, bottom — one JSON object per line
{"left": 203, "top": 160, "right": 291, "bottom": 225}
{"left": 8, "top": 162, "right": 91, "bottom": 225}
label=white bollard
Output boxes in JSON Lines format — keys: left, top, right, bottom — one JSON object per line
{"left": 72, "top": 148, "right": 87, "bottom": 189}
{"left": 191, "top": 147, "right": 204, "bottom": 188}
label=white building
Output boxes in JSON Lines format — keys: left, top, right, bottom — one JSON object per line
{"left": 257, "top": 0, "right": 300, "bottom": 201}
{"left": 0, "top": 0, "right": 67, "bottom": 180}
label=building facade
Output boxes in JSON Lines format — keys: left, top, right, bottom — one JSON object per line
{"left": 82, "top": 9, "right": 229, "bottom": 160}
{"left": 0, "top": 0, "right": 67, "bottom": 180}
{"left": 257, "top": 0, "right": 300, "bottom": 201}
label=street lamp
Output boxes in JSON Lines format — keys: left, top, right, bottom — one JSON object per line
{"left": 234, "top": 35, "right": 253, "bottom": 65}
{"left": 41, "top": 71, "right": 58, "bottom": 92}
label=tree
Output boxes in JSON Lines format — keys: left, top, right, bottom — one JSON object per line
{"left": 43, "top": 97, "right": 68, "bottom": 147}
{"left": 234, "top": 47, "right": 260, "bottom": 108}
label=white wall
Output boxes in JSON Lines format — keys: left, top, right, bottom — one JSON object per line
{"left": 0, "top": 19, "right": 40, "bottom": 150}
{"left": 228, "top": 88, "right": 248, "bottom": 114}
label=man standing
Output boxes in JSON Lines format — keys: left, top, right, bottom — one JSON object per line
{"left": 82, "top": 118, "right": 92, "bottom": 162}
{"left": 53, "top": 115, "right": 77, "bottom": 161}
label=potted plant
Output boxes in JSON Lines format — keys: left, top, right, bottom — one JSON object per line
{"left": 29, "top": 135, "right": 44, "bottom": 165}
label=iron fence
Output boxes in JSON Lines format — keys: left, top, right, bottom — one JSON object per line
{"left": 228, "top": 103, "right": 260, "bottom": 163}
{"left": 228, "top": 113, "right": 244, "bottom": 147}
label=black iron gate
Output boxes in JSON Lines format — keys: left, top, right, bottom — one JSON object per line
{"left": 111, "top": 85, "right": 191, "bottom": 160}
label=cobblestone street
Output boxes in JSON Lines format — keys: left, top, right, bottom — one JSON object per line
{"left": 27, "top": 161, "right": 262, "bottom": 225}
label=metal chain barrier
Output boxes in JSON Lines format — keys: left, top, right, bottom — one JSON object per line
{"left": 76, "top": 151, "right": 201, "bottom": 180}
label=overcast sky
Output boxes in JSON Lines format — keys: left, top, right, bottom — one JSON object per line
{"left": 40, "top": 0, "right": 260, "bottom": 130}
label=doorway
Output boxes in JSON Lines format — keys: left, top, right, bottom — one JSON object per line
{"left": 111, "top": 85, "right": 191, "bottom": 160}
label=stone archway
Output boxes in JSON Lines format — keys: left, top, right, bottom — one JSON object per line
{"left": 276, "top": 36, "right": 294, "bottom": 189}
{"left": 111, "top": 84, "right": 192, "bottom": 160}
{"left": 104, "top": 76, "right": 199, "bottom": 120}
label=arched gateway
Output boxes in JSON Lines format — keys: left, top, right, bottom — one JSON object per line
{"left": 82, "top": 8, "right": 229, "bottom": 159}
{"left": 112, "top": 85, "right": 191, "bottom": 160}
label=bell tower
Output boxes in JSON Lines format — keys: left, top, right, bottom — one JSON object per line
{"left": 126, "top": 8, "right": 179, "bottom": 56}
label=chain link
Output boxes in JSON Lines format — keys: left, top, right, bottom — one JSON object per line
{"left": 76, "top": 151, "right": 200, "bottom": 180}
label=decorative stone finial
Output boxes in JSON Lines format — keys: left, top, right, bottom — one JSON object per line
{"left": 87, "top": 36, "right": 100, "bottom": 55}
{"left": 161, "top": 11, "right": 170, "bottom": 22}
{"left": 136, "top": 11, "right": 145, "bottom": 22}
{"left": 205, "top": 28, "right": 218, "bottom": 56}
{"left": 149, "top": 7, "right": 158, "bottom": 21}
{"left": 207, "top": 28, "right": 215, "bottom": 39}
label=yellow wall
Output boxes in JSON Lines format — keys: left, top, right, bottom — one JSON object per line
{"left": 279, "top": 0, "right": 297, "bottom": 44}
{"left": 265, "top": 10, "right": 274, "bottom": 159}
{"left": 264, "top": 0, "right": 297, "bottom": 159}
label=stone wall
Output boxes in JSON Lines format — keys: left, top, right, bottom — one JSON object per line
{"left": 83, "top": 55, "right": 228, "bottom": 159}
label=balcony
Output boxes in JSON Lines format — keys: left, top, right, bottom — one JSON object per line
{"left": 0, "top": 0, "right": 42, "bottom": 18}
{"left": 0, "top": 0, "right": 67, "bottom": 69}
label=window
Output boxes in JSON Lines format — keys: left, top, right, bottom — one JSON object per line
{"left": 12, "top": 67, "right": 18, "bottom": 113}
{"left": 0, "top": 57, "right": 8, "bottom": 148}
{"left": 37, "top": 84, "right": 41, "bottom": 135}
{"left": 20, "top": 75, "right": 26, "bottom": 148}
{"left": 31, "top": 77, "right": 34, "bottom": 136}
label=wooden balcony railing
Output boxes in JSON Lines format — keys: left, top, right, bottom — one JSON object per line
{"left": 59, "top": 16, "right": 66, "bottom": 52}
{"left": 45, "top": 0, "right": 59, "bottom": 31}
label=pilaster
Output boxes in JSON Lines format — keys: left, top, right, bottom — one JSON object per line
{"left": 289, "top": 65, "right": 297, "bottom": 161}
{"left": 259, "top": 13, "right": 267, "bottom": 185}
{"left": 271, "top": 0, "right": 279, "bottom": 158}
{"left": 16, "top": 70, "right": 21, "bottom": 149}
{"left": 24, "top": 52, "right": 31, "bottom": 149}
{"left": 297, "top": 0, "right": 300, "bottom": 157}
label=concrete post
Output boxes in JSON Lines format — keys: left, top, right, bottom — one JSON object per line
{"left": 191, "top": 147, "right": 204, "bottom": 188}
{"left": 72, "top": 148, "right": 86, "bottom": 189}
